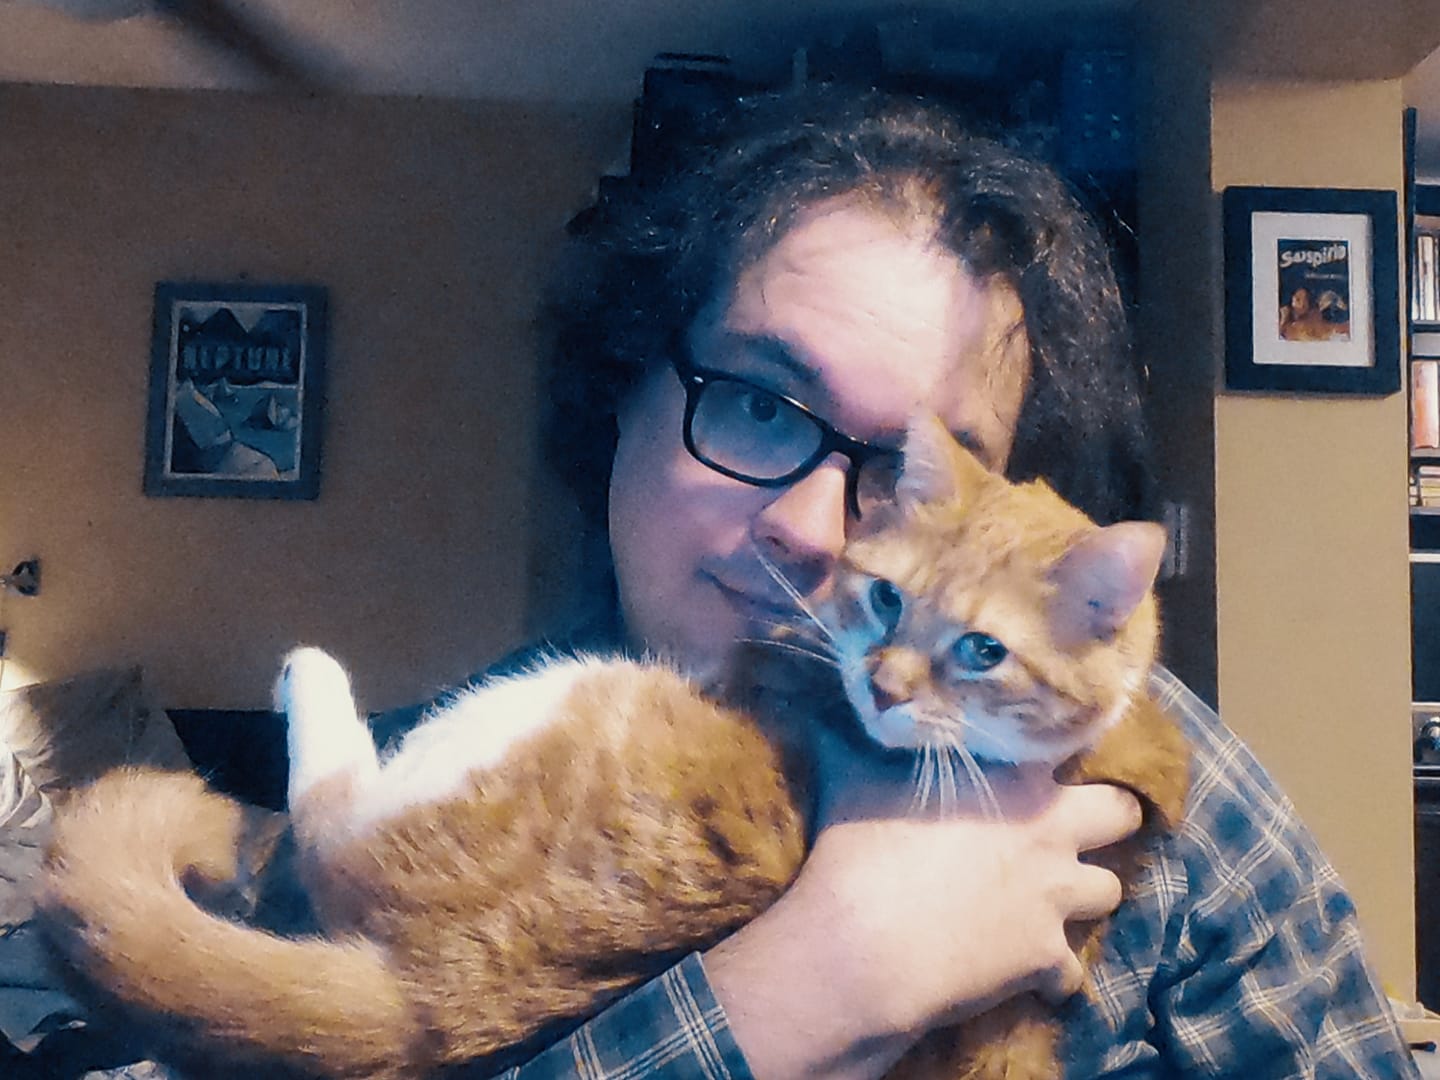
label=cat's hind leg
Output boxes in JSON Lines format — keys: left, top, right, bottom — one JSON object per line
{"left": 275, "top": 646, "right": 380, "bottom": 848}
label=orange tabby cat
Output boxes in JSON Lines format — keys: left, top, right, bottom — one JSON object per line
{"left": 40, "top": 416, "right": 1188, "bottom": 1080}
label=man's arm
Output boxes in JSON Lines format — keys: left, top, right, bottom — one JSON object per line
{"left": 506, "top": 744, "right": 1142, "bottom": 1080}
{"left": 496, "top": 955, "right": 752, "bottom": 1080}
{"left": 1145, "top": 668, "right": 1418, "bottom": 1078}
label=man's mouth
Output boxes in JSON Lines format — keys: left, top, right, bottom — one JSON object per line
{"left": 707, "top": 574, "right": 797, "bottom": 623}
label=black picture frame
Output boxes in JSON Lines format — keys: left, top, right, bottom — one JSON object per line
{"left": 1222, "top": 186, "right": 1400, "bottom": 395}
{"left": 144, "top": 282, "right": 328, "bottom": 500}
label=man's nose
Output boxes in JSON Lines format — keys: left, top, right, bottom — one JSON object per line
{"left": 752, "top": 452, "right": 849, "bottom": 597}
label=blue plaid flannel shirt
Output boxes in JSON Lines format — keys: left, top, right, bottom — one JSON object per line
{"left": 499, "top": 666, "right": 1418, "bottom": 1079}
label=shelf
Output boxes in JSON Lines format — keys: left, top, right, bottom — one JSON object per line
{"left": 1414, "top": 506, "right": 1440, "bottom": 516}
{"left": 1415, "top": 449, "right": 1440, "bottom": 460}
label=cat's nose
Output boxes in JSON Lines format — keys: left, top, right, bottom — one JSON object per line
{"left": 868, "top": 646, "right": 927, "bottom": 712}
{"left": 869, "top": 680, "right": 908, "bottom": 713}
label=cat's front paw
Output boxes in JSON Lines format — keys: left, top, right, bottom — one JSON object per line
{"left": 274, "top": 646, "right": 351, "bottom": 715}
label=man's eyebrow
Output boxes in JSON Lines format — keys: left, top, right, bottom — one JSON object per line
{"left": 722, "top": 334, "right": 821, "bottom": 386}
{"left": 708, "top": 331, "right": 995, "bottom": 462}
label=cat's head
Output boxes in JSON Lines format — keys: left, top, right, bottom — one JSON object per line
{"left": 817, "top": 415, "right": 1165, "bottom": 767}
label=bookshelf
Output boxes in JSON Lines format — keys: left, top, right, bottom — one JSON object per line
{"left": 1410, "top": 183, "right": 1440, "bottom": 535}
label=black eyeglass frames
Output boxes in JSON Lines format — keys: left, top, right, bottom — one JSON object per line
{"left": 670, "top": 358, "right": 901, "bottom": 518}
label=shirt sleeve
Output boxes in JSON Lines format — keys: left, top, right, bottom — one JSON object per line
{"left": 1147, "top": 668, "right": 1420, "bottom": 1078}
{"left": 497, "top": 953, "right": 755, "bottom": 1080}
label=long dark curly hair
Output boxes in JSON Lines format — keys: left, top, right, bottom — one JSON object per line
{"left": 543, "top": 85, "right": 1154, "bottom": 536}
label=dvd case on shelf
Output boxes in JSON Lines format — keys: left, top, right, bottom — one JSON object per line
{"left": 1416, "top": 219, "right": 1440, "bottom": 325}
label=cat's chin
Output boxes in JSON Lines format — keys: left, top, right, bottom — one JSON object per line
{"left": 826, "top": 705, "right": 919, "bottom": 763}
{"left": 860, "top": 712, "right": 1060, "bottom": 770}
{"left": 856, "top": 709, "right": 924, "bottom": 753}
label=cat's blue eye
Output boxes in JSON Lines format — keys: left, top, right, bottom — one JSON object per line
{"left": 952, "top": 632, "right": 1008, "bottom": 672}
{"left": 868, "top": 578, "right": 903, "bottom": 631}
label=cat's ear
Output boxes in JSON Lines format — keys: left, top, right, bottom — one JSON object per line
{"left": 1048, "top": 521, "right": 1167, "bottom": 646}
{"left": 896, "top": 414, "right": 989, "bottom": 513}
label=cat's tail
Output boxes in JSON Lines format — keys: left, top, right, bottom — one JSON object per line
{"left": 39, "top": 766, "right": 422, "bottom": 1080}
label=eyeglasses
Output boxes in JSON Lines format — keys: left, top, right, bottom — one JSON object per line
{"left": 671, "top": 357, "right": 901, "bottom": 518}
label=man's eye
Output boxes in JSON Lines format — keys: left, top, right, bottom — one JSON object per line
{"left": 738, "top": 389, "right": 780, "bottom": 423}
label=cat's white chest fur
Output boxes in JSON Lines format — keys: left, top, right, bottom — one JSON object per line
{"left": 279, "top": 647, "right": 592, "bottom": 838}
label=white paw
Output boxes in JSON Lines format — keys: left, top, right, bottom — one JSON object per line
{"left": 274, "top": 646, "right": 350, "bottom": 715}
{"left": 280, "top": 646, "right": 376, "bottom": 808}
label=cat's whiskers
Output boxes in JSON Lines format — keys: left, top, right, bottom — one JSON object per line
{"left": 741, "top": 612, "right": 839, "bottom": 658}
{"left": 751, "top": 544, "right": 838, "bottom": 645}
{"left": 910, "top": 742, "right": 943, "bottom": 815}
{"left": 936, "top": 743, "right": 959, "bottom": 815}
{"left": 906, "top": 734, "right": 996, "bottom": 821}
{"left": 910, "top": 744, "right": 937, "bottom": 813}
{"left": 938, "top": 732, "right": 1002, "bottom": 822}
{"left": 736, "top": 636, "right": 840, "bottom": 667}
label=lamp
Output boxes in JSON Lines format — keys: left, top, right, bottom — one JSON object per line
{"left": 0, "top": 560, "right": 40, "bottom": 598}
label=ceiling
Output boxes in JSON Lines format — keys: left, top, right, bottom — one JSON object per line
{"left": 0, "top": 0, "right": 1144, "bottom": 102}
{"left": 0, "top": 0, "right": 1439, "bottom": 168}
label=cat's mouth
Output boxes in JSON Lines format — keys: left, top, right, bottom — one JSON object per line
{"left": 868, "top": 681, "right": 906, "bottom": 714}
{"left": 858, "top": 696, "right": 929, "bottom": 751}
{"left": 860, "top": 698, "right": 1024, "bottom": 765}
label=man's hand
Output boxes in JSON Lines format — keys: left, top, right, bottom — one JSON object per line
{"left": 706, "top": 726, "right": 1142, "bottom": 1080}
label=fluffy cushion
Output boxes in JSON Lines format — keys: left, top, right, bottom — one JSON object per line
{"left": 0, "top": 743, "right": 50, "bottom": 933}
{"left": 0, "top": 667, "right": 191, "bottom": 799}
{"left": 0, "top": 668, "right": 197, "bottom": 1056}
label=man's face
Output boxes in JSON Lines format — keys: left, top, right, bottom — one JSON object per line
{"left": 606, "top": 198, "right": 1031, "bottom": 676}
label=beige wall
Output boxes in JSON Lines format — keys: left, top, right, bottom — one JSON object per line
{"left": 0, "top": 84, "right": 626, "bottom": 710}
{"left": 1211, "top": 79, "right": 1416, "bottom": 995}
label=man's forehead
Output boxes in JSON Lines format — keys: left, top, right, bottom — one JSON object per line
{"left": 689, "top": 213, "right": 1030, "bottom": 468}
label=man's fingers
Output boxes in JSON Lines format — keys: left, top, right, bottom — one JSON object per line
{"left": 1062, "top": 783, "right": 1144, "bottom": 852}
{"left": 1068, "top": 863, "right": 1125, "bottom": 922}
{"left": 1036, "top": 951, "right": 1087, "bottom": 1005}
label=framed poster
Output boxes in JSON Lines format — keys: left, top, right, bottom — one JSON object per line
{"left": 144, "top": 282, "right": 328, "bottom": 499}
{"left": 1222, "top": 186, "right": 1400, "bottom": 395}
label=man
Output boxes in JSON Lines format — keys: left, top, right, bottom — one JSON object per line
{"left": 498, "top": 88, "right": 1416, "bottom": 1078}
